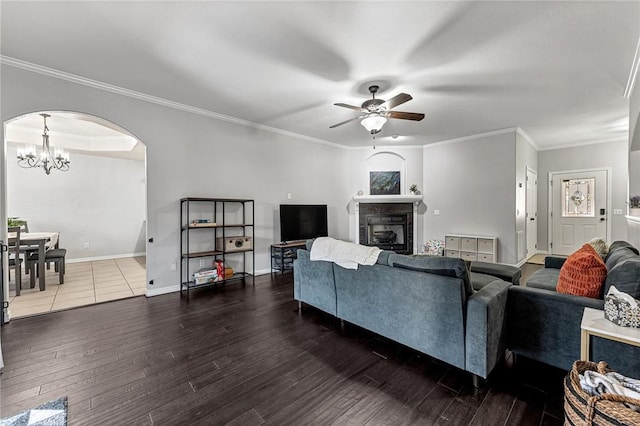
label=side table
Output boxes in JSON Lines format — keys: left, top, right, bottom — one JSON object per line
{"left": 580, "top": 307, "right": 640, "bottom": 361}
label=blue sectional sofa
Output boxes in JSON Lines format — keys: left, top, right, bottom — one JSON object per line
{"left": 507, "top": 241, "right": 640, "bottom": 377}
{"left": 293, "top": 241, "right": 512, "bottom": 381}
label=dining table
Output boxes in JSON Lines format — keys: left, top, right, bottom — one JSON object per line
{"left": 8, "top": 231, "right": 59, "bottom": 291}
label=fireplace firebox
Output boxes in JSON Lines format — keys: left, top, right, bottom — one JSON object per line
{"left": 358, "top": 203, "right": 413, "bottom": 254}
{"left": 366, "top": 214, "right": 407, "bottom": 252}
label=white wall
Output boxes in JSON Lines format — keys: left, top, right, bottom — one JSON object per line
{"left": 421, "top": 131, "right": 518, "bottom": 263}
{"left": 631, "top": 150, "right": 640, "bottom": 197}
{"left": 515, "top": 132, "right": 539, "bottom": 260}
{"left": 6, "top": 144, "right": 146, "bottom": 260}
{"left": 0, "top": 65, "right": 350, "bottom": 295}
{"left": 537, "top": 141, "right": 629, "bottom": 249}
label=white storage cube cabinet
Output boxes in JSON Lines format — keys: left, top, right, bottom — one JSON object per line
{"left": 444, "top": 234, "right": 497, "bottom": 263}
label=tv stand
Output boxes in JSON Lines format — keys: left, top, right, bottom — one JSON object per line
{"left": 271, "top": 241, "right": 306, "bottom": 274}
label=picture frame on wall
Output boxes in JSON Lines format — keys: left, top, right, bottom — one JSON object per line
{"left": 370, "top": 171, "right": 401, "bottom": 195}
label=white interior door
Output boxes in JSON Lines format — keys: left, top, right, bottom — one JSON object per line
{"left": 526, "top": 168, "right": 538, "bottom": 258}
{"left": 551, "top": 170, "right": 608, "bottom": 255}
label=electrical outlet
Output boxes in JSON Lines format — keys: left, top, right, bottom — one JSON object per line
{"left": 84, "top": 242, "right": 90, "bottom": 249}
{"left": 199, "top": 259, "right": 205, "bottom": 267}
{"left": 433, "top": 210, "right": 440, "bottom": 216}
{"left": 287, "top": 192, "right": 292, "bottom": 200}
{"left": 169, "top": 263, "right": 177, "bottom": 272}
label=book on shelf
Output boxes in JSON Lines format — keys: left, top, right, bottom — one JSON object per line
{"left": 193, "top": 267, "right": 218, "bottom": 284}
{"left": 191, "top": 220, "right": 216, "bottom": 227}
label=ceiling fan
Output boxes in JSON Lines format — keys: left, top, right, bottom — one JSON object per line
{"left": 330, "top": 85, "right": 425, "bottom": 137}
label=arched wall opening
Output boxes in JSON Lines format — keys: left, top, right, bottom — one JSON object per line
{"left": 2, "top": 110, "right": 147, "bottom": 318}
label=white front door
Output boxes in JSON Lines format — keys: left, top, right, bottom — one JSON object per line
{"left": 551, "top": 170, "right": 608, "bottom": 255}
{"left": 526, "top": 168, "right": 538, "bottom": 258}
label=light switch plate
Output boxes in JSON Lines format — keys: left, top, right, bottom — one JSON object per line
{"left": 613, "top": 209, "right": 623, "bottom": 215}
{"left": 434, "top": 209, "right": 440, "bottom": 216}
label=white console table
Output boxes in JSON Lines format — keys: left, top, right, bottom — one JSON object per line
{"left": 580, "top": 307, "right": 640, "bottom": 361}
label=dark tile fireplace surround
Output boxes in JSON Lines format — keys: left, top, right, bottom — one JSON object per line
{"left": 358, "top": 203, "right": 414, "bottom": 255}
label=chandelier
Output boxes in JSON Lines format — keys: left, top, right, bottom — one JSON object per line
{"left": 17, "top": 113, "right": 70, "bottom": 175}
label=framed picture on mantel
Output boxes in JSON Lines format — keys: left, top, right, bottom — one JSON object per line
{"left": 370, "top": 171, "right": 401, "bottom": 195}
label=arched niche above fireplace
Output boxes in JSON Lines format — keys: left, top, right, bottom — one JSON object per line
{"left": 365, "top": 151, "right": 407, "bottom": 195}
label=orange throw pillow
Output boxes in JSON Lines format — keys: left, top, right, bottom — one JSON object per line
{"left": 556, "top": 244, "right": 607, "bottom": 298}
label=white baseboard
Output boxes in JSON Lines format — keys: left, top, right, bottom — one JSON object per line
{"left": 144, "top": 269, "right": 272, "bottom": 298}
{"left": 67, "top": 252, "right": 146, "bottom": 263}
{"left": 145, "top": 284, "right": 180, "bottom": 297}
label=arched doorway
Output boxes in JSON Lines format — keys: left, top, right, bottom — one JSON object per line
{"left": 3, "top": 111, "right": 147, "bottom": 319}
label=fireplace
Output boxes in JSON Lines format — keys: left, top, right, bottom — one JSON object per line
{"left": 366, "top": 214, "right": 407, "bottom": 252}
{"left": 358, "top": 202, "right": 414, "bottom": 254}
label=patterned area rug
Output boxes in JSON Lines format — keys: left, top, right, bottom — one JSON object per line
{"left": 527, "top": 254, "right": 546, "bottom": 265}
{"left": 0, "top": 397, "right": 67, "bottom": 426}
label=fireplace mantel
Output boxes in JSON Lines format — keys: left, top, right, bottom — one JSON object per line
{"left": 353, "top": 194, "right": 422, "bottom": 203}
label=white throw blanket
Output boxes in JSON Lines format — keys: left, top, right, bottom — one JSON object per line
{"left": 310, "top": 237, "right": 381, "bottom": 270}
{"left": 580, "top": 370, "right": 640, "bottom": 412}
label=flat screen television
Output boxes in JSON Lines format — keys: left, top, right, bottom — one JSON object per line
{"left": 280, "top": 204, "right": 328, "bottom": 243}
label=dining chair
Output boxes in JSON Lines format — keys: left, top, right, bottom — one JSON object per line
{"left": 29, "top": 248, "right": 67, "bottom": 286}
{"left": 17, "top": 221, "right": 37, "bottom": 274}
{"left": 8, "top": 226, "right": 23, "bottom": 296}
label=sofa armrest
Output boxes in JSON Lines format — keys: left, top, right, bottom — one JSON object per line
{"left": 293, "top": 249, "right": 338, "bottom": 316}
{"left": 465, "top": 279, "right": 511, "bottom": 379}
{"left": 506, "top": 286, "right": 603, "bottom": 371}
{"left": 544, "top": 256, "right": 567, "bottom": 269}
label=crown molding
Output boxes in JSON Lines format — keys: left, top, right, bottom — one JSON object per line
{"left": 0, "top": 55, "right": 347, "bottom": 150}
{"left": 424, "top": 127, "right": 520, "bottom": 148}
{"left": 516, "top": 127, "right": 540, "bottom": 151}
{"left": 536, "top": 136, "right": 628, "bottom": 151}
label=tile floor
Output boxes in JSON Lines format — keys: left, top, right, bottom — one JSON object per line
{"left": 7, "top": 257, "right": 146, "bottom": 318}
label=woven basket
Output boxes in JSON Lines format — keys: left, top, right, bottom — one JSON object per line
{"left": 564, "top": 360, "right": 640, "bottom": 425}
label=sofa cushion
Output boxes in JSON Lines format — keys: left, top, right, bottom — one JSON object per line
{"left": 305, "top": 239, "right": 315, "bottom": 251}
{"left": 607, "top": 241, "right": 640, "bottom": 258}
{"left": 544, "top": 256, "right": 567, "bottom": 269}
{"left": 388, "top": 254, "right": 472, "bottom": 298}
{"left": 526, "top": 268, "right": 561, "bottom": 291}
{"left": 605, "top": 246, "right": 638, "bottom": 272}
{"left": 603, "top": 258, "right": 640, "bottom": 299}
{"left": 470, "top": 272, "right": 504, "bottom": 291}
{"left": 376, "top": 250, "right": 394, "bottom": 266}
{"left": 556, "top": 244, "right": 607, "bottom": 299}
{"left": 470, "top": 261, "right": 521, "bottom": 285}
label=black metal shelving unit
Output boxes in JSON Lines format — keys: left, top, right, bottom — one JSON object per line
{"left": 180, "top": 198, "right": 255, "bottom": 300}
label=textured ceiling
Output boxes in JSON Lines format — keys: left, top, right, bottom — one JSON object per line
{"left": 1, "top": 1, "right": 639, "bottom": 150}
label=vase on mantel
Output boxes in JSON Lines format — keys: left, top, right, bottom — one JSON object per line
{"left": 630, "top": 208, "right": 640, "bottom": 217}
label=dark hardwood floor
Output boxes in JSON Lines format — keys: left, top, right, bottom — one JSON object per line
{"left": 1, "top": 267, "right": 565, "bottom": 425}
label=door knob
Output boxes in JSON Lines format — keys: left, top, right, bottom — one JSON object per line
{"left": 600, "top": 218, "right": 605, "bottom": 222}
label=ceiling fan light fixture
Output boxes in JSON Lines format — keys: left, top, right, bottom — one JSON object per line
{"left": 360, "top": 114, "right": 387, "bottom": 134}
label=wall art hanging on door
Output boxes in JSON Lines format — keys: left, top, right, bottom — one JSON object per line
{"left": 370, "top": 171, "right": 401, "bottom": 195}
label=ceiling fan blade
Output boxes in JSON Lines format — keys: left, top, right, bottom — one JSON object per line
{"left": 387, "top": 111, "right": 425, "bottom": 121}
{"left": 334, "top": 103, "right": 363, "bottom": 111}
{"left": 381, "top": 93, "right": 412, "bottom": 110}
{"left": 329, "top": 116, "right": 362, "bottom": 128}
